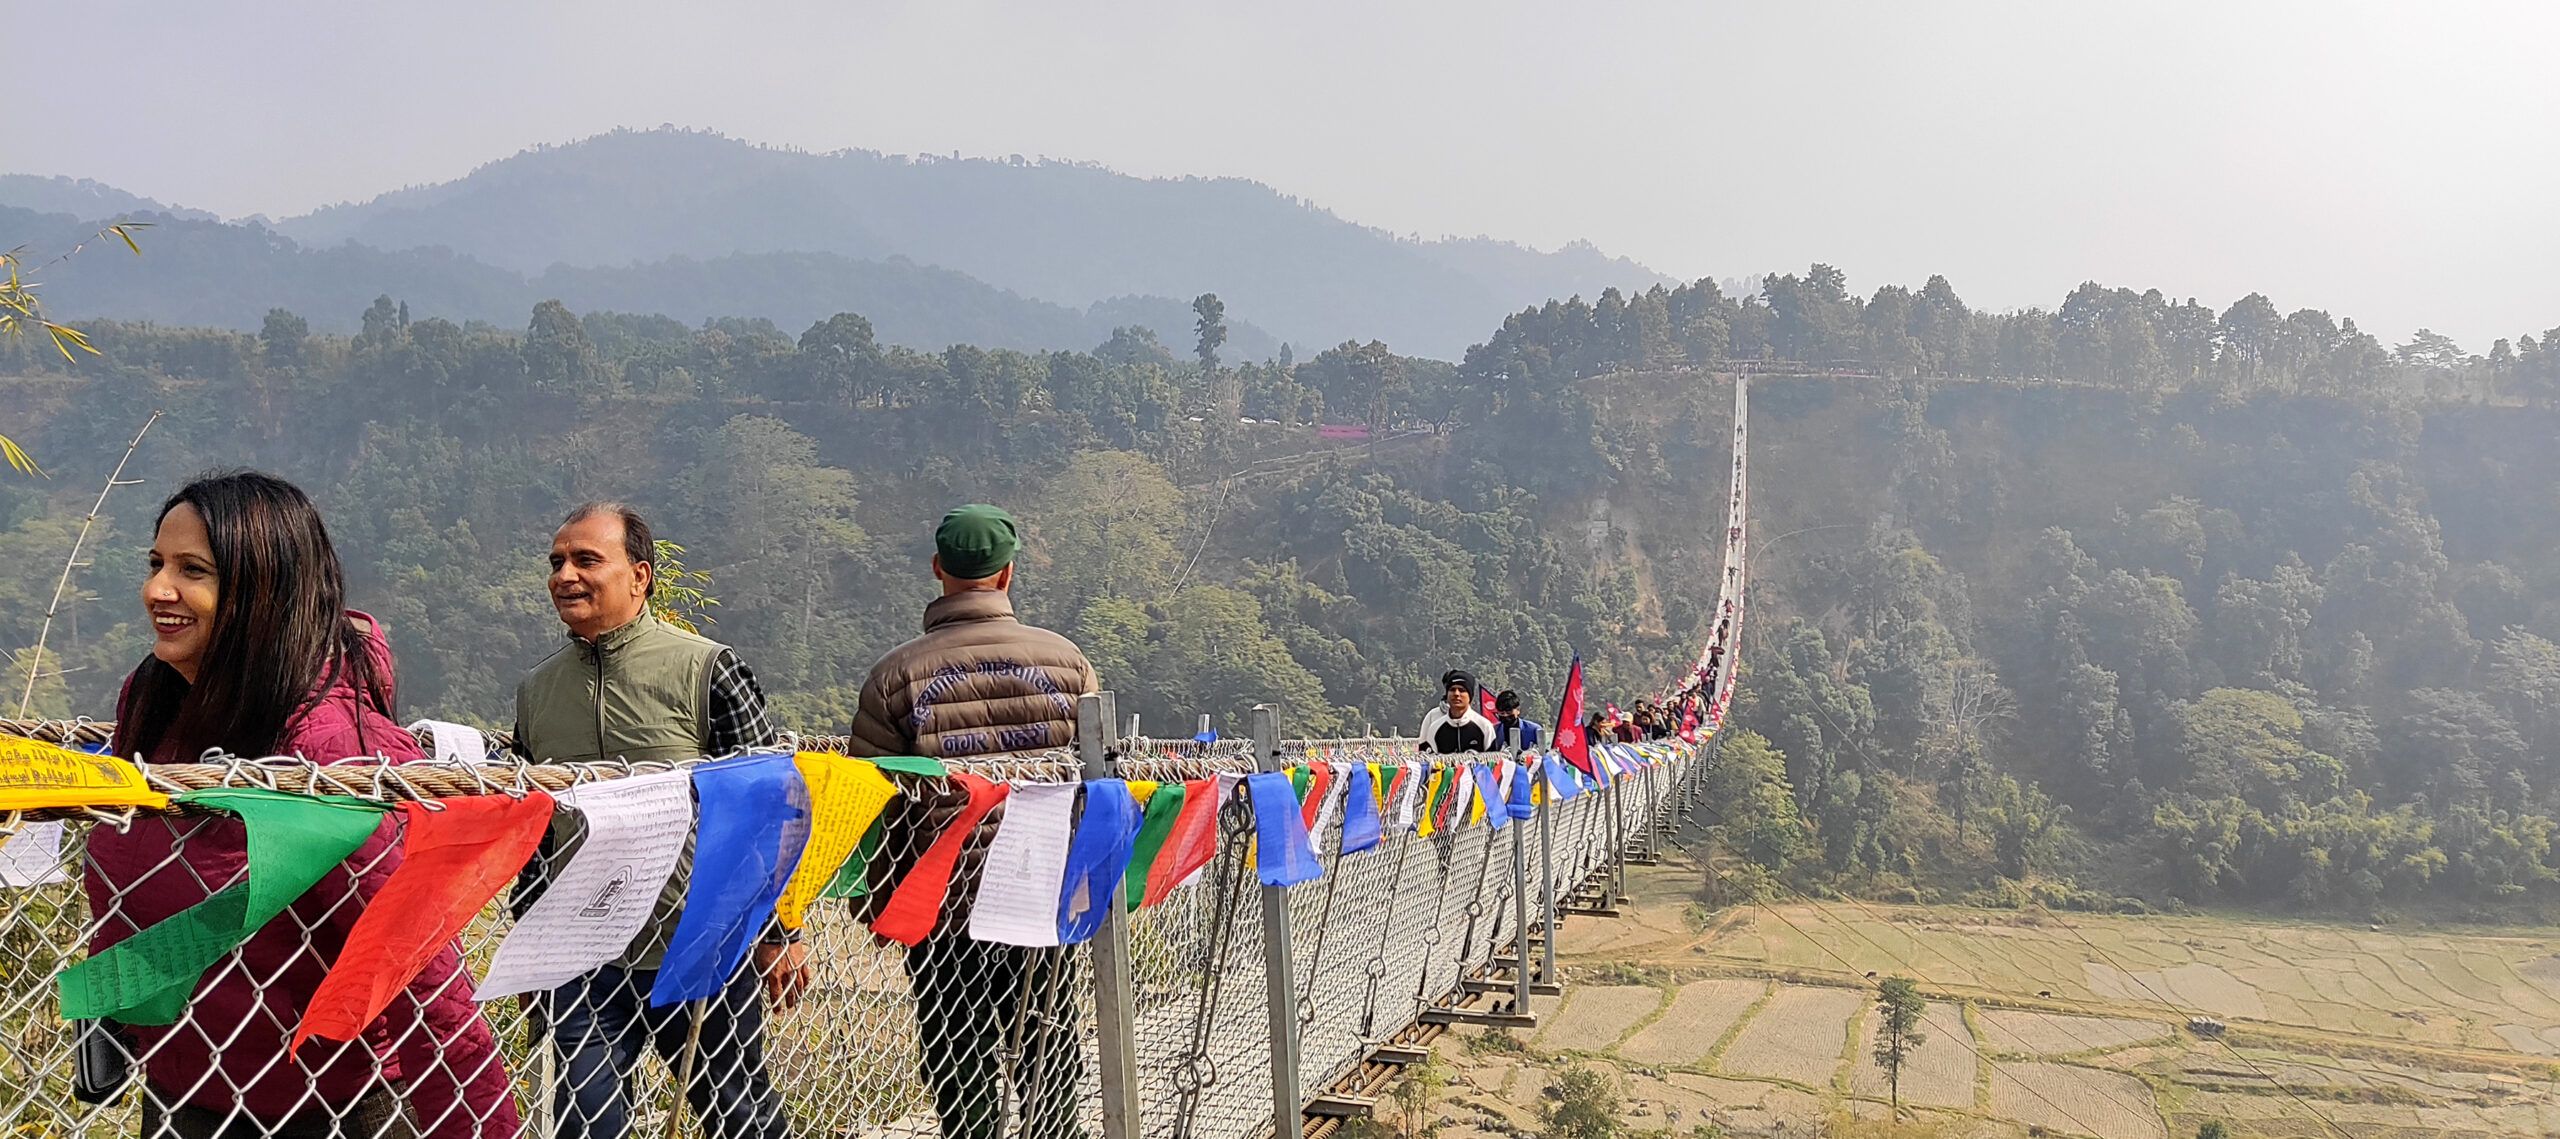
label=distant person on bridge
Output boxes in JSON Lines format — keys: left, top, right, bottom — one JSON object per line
{"left": 511, "top": 502, "right": 799, "bottom": 1139}
{"left": 1609, "top": 707, "right": 1639, "bottom": 744}
{"left": 1491, "top": 689, "right": 1542, "bottom": 751}
{"left": 1631, "top": 701, "right": 1660, "bottom": 740}
{"left": 86, "top": 471, "right": 519, "bottom": 1139}
{"left": 1586, "top": 709, "right": 1614, "bottom": 748}
{"left": 1418, "top": 669, "right": 1495, "bottom": 753}
{"left": 846, "top": 504, "right": 1098, "bottom": 1139}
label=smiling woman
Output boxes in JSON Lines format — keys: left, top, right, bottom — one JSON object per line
{"left": 142, "top": 502, "right": 219, "bottom": 681}
{"left": 117, "top": 471, "right": 398, "bottom": 761}
{"left": 84, "top": 469, "right": 524, "bottom": 1138}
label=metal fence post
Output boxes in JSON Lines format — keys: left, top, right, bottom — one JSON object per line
{"left": 1252, "top": 704, "right": 1301, "bottom": 1139}
{"left": 1537, "top": 758, "right": 1558, "bottom": 986}
{"left": 1508, "top": 744, "right": 1531, "bottom": 1014}
{"left": 1080, "top": 693, "right": 1141, "bottom": 1139}
{"left": 1645, "top": 764, "right": 1662, "bottom": 859}
{"left": 1608, "top": 779, "right": 1626, "bottom": 904}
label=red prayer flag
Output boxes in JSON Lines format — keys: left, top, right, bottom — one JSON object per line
{"left": 1142, "top": 778, "right": 1222, "bottom": 907}
{"left": 293, "top": 792, "right": 555, "bottom": 1049}
{"left": 1554, "top": 655, "right": 1593, "bottom": 775}
{"left": 873, "top": 773, "right": 1009, "bottom": 947}
{"left": 1298, "top": 763, "right": 1334, "bottom": 830}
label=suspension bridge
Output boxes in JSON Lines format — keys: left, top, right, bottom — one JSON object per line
{"left": 0, "top": 380, "right": 1756, "bottom": 1139}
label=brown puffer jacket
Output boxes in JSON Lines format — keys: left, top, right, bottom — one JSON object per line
{"left": 846, "top": 588, "right": 1098, "bottom": 929}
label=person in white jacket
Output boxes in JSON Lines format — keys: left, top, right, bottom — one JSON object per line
{"left": 1417, "top": 669, "right": 1496, "bottom": 754}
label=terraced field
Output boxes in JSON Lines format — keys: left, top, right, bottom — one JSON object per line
{"left": 1415, "top": 861, "right": 2560, "bottom": 1139}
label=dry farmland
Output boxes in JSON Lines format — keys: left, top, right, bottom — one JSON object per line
{"left": 1411, "top": 861, "right": 2560, "bottom": 1139}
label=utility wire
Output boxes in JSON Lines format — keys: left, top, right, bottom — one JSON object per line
{"left": 1795, "top": 699, "right": 2354, "bottom": 1139}
{"left": 1653, "top": 825, "right": 2130, "bottom": 1139}
{"left": 1658, "top": 803, "right": 2159, "bottom": 1131}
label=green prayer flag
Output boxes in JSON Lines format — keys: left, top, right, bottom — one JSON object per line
{"left": 1122, "top": 781, "right": 1188, "bottom": 911}
{"left": 820, "top": 816, "right": 891, "bottom": 899}
{"left": 60, "top": 788, "right": 388, "bottom": 1024}
{"left": 869, "top": 756, "right": 948, "bottom": 777}
{"left": 814, "top": 756, "right": 945, "bottom": 900}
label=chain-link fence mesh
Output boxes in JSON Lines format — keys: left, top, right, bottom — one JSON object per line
{"left": 0, "top": 724, "right": 1703, "bottom": 1139}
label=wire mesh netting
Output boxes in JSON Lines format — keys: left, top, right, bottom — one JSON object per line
{"left": 0, "top": 723, "right": 1701, "bottom": 1139}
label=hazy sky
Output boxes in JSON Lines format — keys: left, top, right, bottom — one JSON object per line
{"left": 9, "top": 0, "right": 2556, "bottom": 350}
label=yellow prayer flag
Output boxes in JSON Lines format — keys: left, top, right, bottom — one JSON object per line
{"left": 0, "top": 737, "right": 170, "bottom": 813}
{"left": 776, "top": 753, "right": 899, "bottom": 929}
{"left": 1417, "top": 767, "right": 1444, "bottom": 838}
{"left": 1128, "top": 779, "right": 1160, "bottom": 806}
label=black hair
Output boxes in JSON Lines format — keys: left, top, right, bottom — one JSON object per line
{"left": 119, "top": 471, "right": 391, "bottom": 759}
{"left": 562, "top": 501, "right": 656, "bottom": 600}
{"left": 1495, "top": 690, "right": 1521, "bottom": 712}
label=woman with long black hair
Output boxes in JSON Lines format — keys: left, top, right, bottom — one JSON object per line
{"left": 85, "top": 471, "right": 519, "bottom": 1139}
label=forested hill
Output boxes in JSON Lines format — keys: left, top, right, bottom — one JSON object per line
{"left": 6, "top": 267, "right": 2560, "bottom": 922}
{"left": 267, "top": 127, "right": 1668, "bottom": 358}
{"left": 0, "top": 205, "right": 1277, "bottom": 357}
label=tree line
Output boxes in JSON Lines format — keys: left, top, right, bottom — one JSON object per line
{"left": 5, "top": 265, "right": 2556, "bottom": 918}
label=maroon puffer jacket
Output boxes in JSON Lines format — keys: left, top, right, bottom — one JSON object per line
{"left": 85, "top": 613, "right": 520, "bottom": 1137}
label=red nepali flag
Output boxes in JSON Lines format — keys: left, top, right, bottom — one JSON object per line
{"left": 1480, "top": 686, "right": 1497, "bottom": 719}
{"left": 1553, "top": 655, "right": 1593, "bottom": 776}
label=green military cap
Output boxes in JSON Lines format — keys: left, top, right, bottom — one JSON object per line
{"left": 936, "top": 503, "right": 1020, "bottom": 580}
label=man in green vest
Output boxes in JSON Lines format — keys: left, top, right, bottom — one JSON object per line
{"left": 512, "top": 502, "right": 803, "bottom": 1139}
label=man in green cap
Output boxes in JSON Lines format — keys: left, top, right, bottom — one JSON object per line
{"left": 847, "top": 503, "right": 1097, "bottom": 1139}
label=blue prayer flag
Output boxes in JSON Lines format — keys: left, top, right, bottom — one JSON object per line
{"left": 1341, "top": 764, "right": 1382, "bottom": 855}
{"left": 651, "top": 753, "right": 809, "bottom": 1007}
{"left": 1057, "top": 779, "right": 1141, "bottom": 945}
{"left": 1542, "top": 755, "right": 1577, "bottom": 801}
{"left": 1247, "top": 771, "right": 1323, "bottom": 886}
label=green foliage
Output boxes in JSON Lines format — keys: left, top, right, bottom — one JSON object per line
{"left": 1, "top": 222, "right": 148, "bottom": 474}
{"left": 1703, "top": 730, "right": 1808, "bottom": 873}
{"left": 1389, "top": 1057, "right": 1446, "bottom": 1138}
{"left": 1872, "top": 976, "right": 1928, "bottom": 1117}
{"left": 1541, "top": 1064, "right": 1620, "bottom": 1139}
{"left": 11, "top": 255, "right": 2560, "bottom": 920}
{"left": 1190, "top": 293, "right": 1226, "bottom": 370}
{"left": 2174, "top": 689, "right": 2344, "bottom": 808}
{"left": 2195, "top": 1122, "right": 2230, "bottom": 1139}
{"left": 648, "top": 540, "right": 717, "bottom": 635}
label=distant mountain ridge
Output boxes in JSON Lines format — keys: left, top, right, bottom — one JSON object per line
{"left": 0, "top": 175, "right": 219, "bottom": 224}
{"left": 270, "top": 128, "right": 1672, "bottom": 358}
{"left": 0, "top": 205, "right": 1275, "bottom": 356}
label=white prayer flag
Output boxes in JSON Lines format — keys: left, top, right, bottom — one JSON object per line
{"left": 1393, "top": 760, "right": 1427, "bottom": 830}
{"left": 408, "top": 719, "right": 490, "bottom": 765}
{"left": 476, "top": 771, "right": 692, "bottom": 1000}
{"left": 0, "top": 822, "right": 68, "bottom": 888}
{"left": 967, "top": 782, "right": 1078, "bottom": 947}
{"left": 1309, "top": 762, "right": 1346, "bottom": 847}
